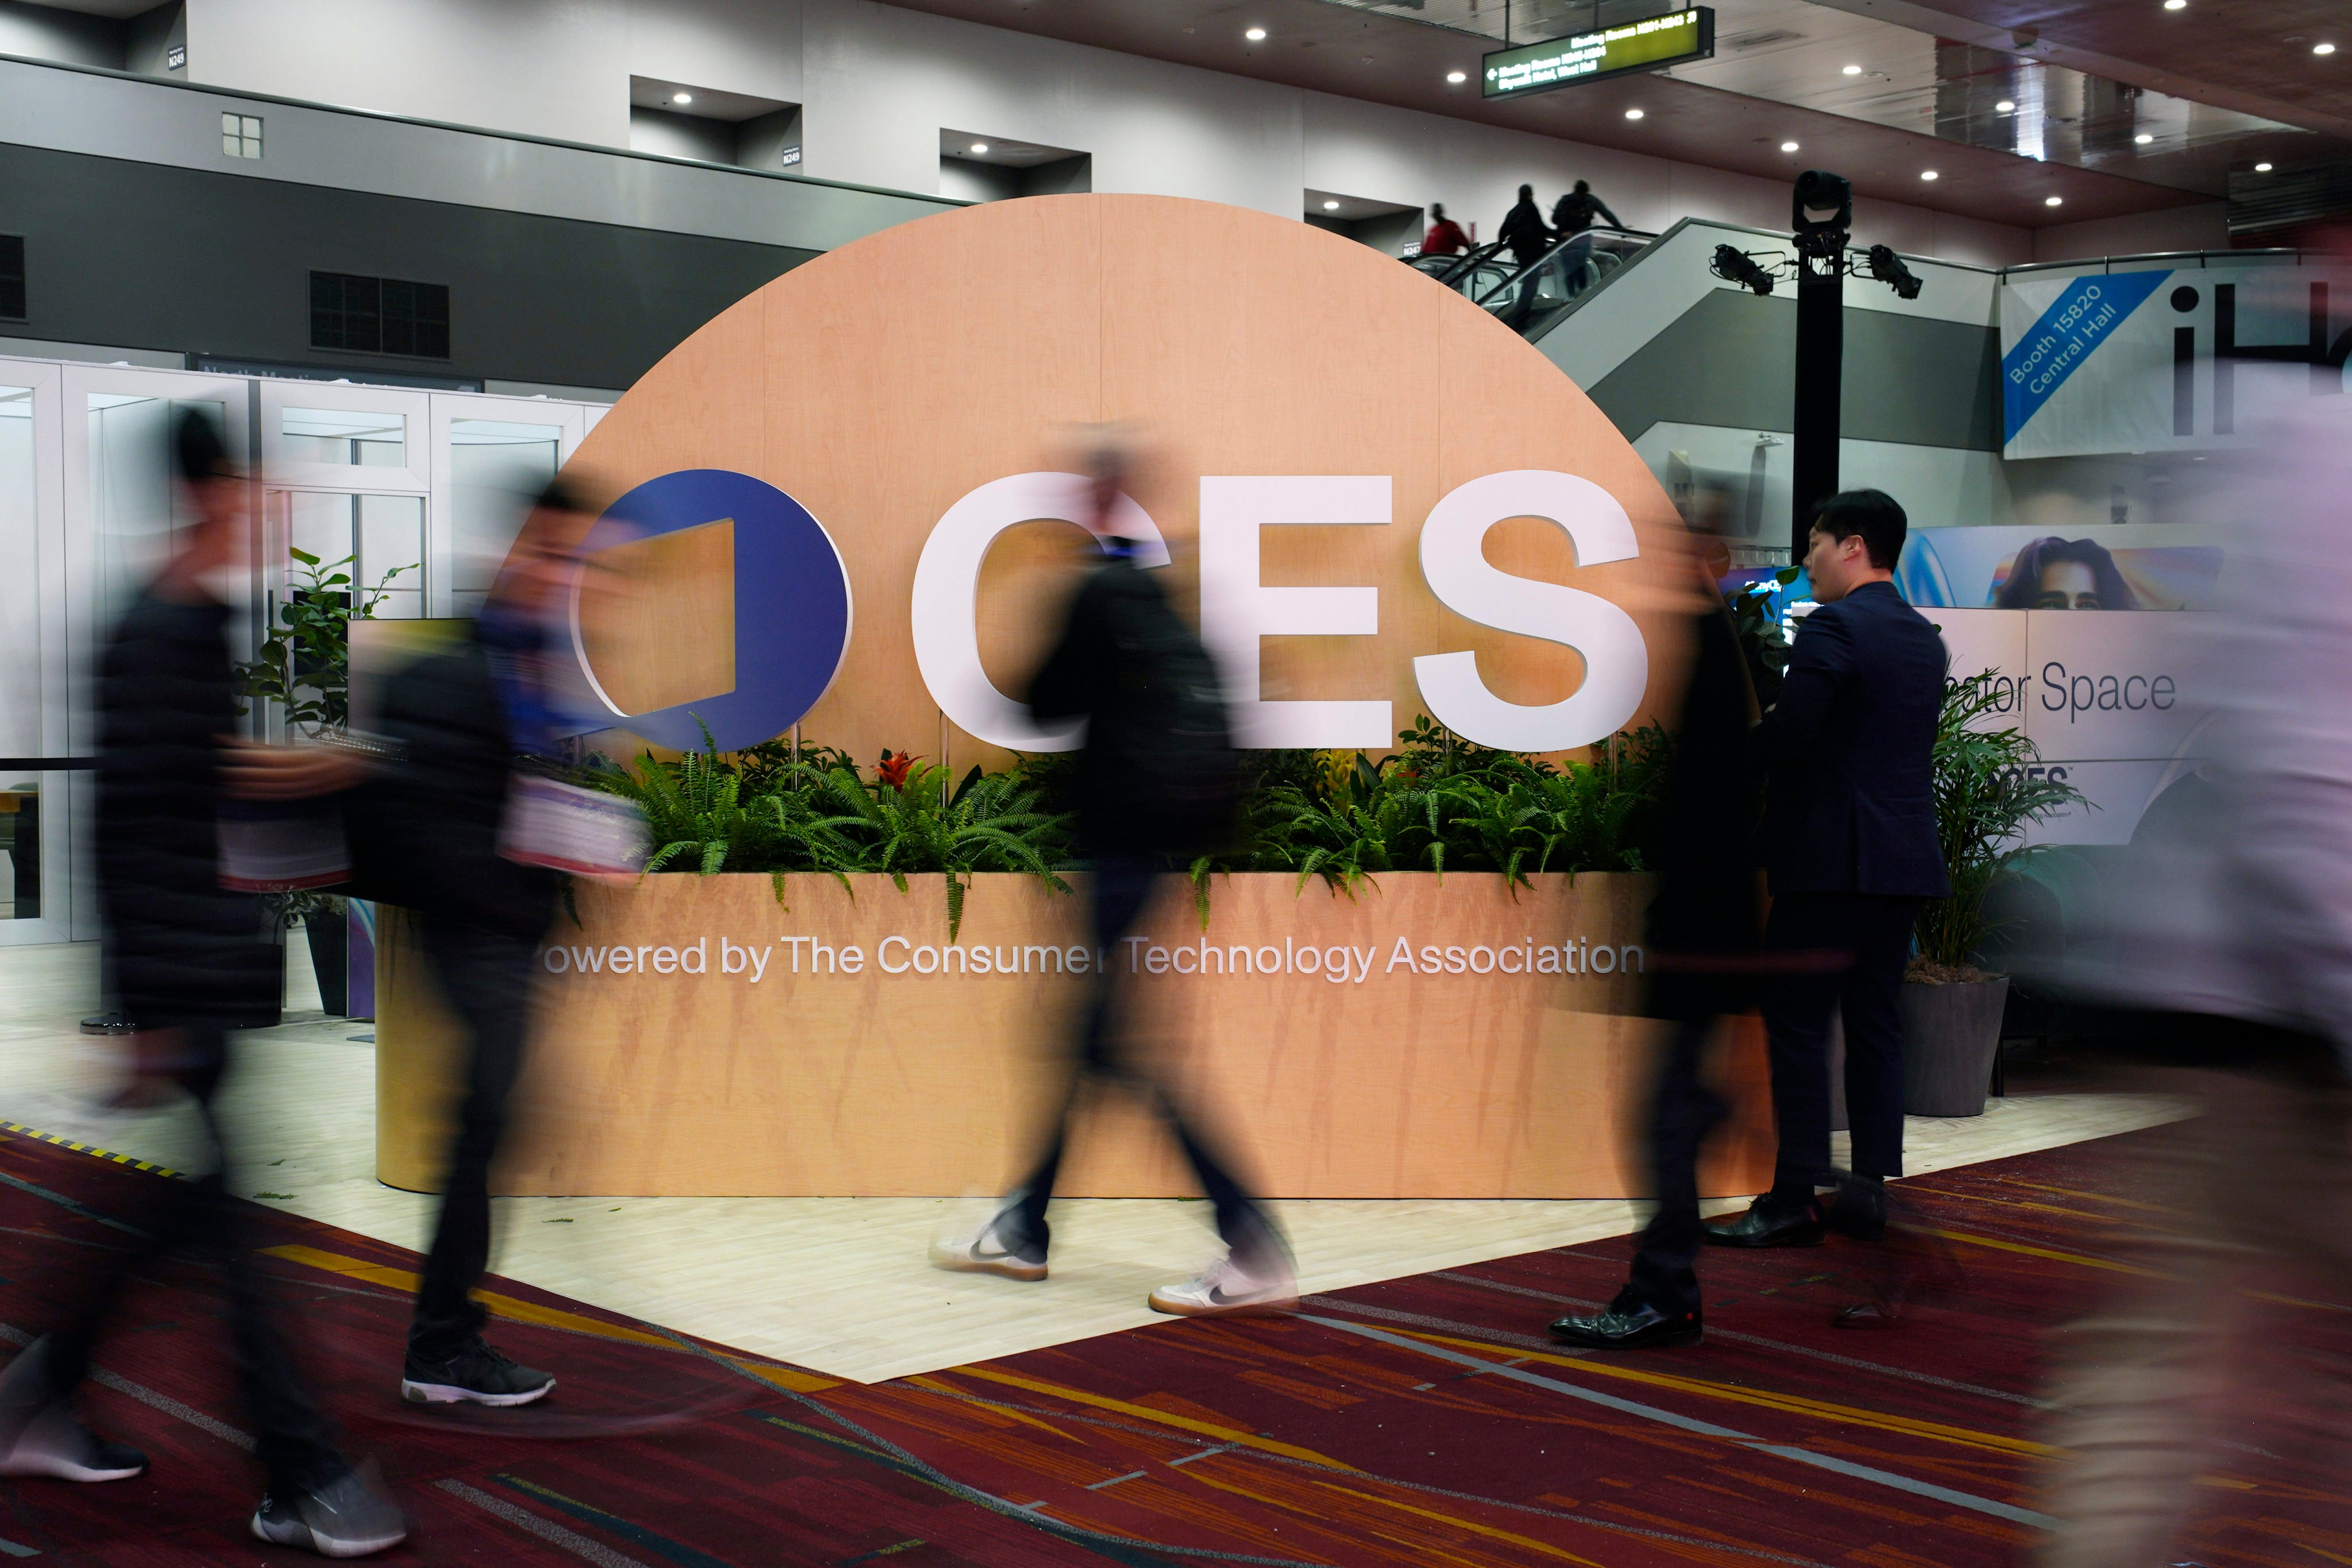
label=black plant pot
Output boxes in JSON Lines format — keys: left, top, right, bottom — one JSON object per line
{"left": 304, "top": 910, "right": 349, "bottom": 1017}
{"left": 1898, "top": 976, "right": 2010, "bottom": 1117}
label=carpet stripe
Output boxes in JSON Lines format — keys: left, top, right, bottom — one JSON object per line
{"left": 1301, "top": 1315, "right": 2059, "bottom": 1530}
{"left": 1, "top": 1322, "right": 254, "bottom": 1451}
{"left": 261, "top": 1245, "right": 679, "bottom": 1349}
{"left": 494, "top": 1474, "right": 736, "bottom": 1568}
{"left": 436, "top": 1479, "right": 652, "bottom": 1568}
{"left": 0, "top": 1170, "right": 146, "bottom": 1238}
{"left": 944, "top": 1366, "right": 1354, "bottom": 1470}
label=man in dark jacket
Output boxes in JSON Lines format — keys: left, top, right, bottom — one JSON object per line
{"left": 354, "top": 480, "right": 583, "bottom": 1407}
{"left": 0, "top": 412, "right": 404, "bottom": 1557}
{"left": 930, "top": 454, "right": 1291, "bottom": 1316}
{"left": 1497, "top": 183, "right": 1553, "bottom": 267}
{"left": 1551, "top": 551, "right": 1766, "bottom": 1349}
{"left": 1708, "top": 489, "right": 1949, "bottom": 1252}
{"left": 1550, "top": 179, "right": 1621, "bottom": 235}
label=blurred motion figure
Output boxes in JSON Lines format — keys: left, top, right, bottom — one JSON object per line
{"left": 931, "top": 445, "right": 1293, "bottom": 1315}
{"left": 351, "top": 477, "right": 594, "bottom": 1408}
{"left": 0, "top": 412, "right": 404, "bottom": 1557}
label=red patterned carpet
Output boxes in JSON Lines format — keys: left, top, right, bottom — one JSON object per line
{"left": 2, "top": 1119, "right": 2347, "bottom": 1566}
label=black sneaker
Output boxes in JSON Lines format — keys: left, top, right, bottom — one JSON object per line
{"left": 252, "top": 1467, "right": 407, "bottom": 1557}
{"left": 0, "top": 1401, "right": 148, "bottom": 1482}
{"left": 1548, "top": 1287, "right": 1702, "bottom": 1350}
{"left": 399, "top": 1340, "right": 554, "bottom": 1407}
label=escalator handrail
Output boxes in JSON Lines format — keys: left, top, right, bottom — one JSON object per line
{"left": 1415, "top": 239, "right": 1508, "bottom": 288}
{"left": 1469, "top": 225, "right": 1654, "bottom": 312}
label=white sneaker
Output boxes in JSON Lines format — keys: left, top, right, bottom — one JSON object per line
{"left": 0, "top": 1401, "right": 148, "bottom": 1482}
{"left": 1147, "top": 1253, "right": 1297, "bottom": 1317}
{"left": 928, "top": 1209, "right": 1047, "bottom": 1283}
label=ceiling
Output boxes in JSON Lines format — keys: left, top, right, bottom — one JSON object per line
{"left": 940, "top": 129, "right": 1088, "bottom": 168}
{"left": 887, "top": 0, "right": 2349, "bottom": 228}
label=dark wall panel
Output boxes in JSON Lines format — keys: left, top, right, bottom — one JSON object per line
{"left": 1588, "top": 289, "right": 2000, "bottom": 451}
{"left": 0, "top": 142, "right": 818, "bottom": 388}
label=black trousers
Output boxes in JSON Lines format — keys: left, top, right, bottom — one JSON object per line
{"left": 1627, "top": 1014, "right": 1727, "bottom": 1315}
{"left": 1007, "top": 856, "right": 1274, "bottom": 1263}
{"left": 1760, "top": 892, "right": 1920, "bottom": 1199}
{"left": 410, "top": 920, "right": 538, "bottom": 1361}
{"left": 16, "top": 1023, "right": 346, "bottom": 1493}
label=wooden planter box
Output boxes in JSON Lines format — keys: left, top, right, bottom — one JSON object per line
{"left": 378, "top": 871, "right": 1775, "bottom": 1199}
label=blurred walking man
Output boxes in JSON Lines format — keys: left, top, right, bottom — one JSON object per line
{"left": 1707, "top": 491, "right": 1947, "bottom": 1269}
{"left": 0, "top": 411, "right": 404, "bottom": 1556}
{"left": 931, "top": 451, "right": 1293, "bottom": 1315}
{"left": 356, "top": 480, "right": 592, "bottom": 1406}
{"left": 1551, "top": 547, "right": 1764, "bottom": 1349}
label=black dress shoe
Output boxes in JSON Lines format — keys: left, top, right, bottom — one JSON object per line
{"left": 1549, "top": 1288, "right": 1702, "bottom": 1350}
{"left": 1825, "top": 1175, "right": 1888, "bottom": 1242}
{"left": 1703, "top": 1194, "right": 1825, "bottom": 1248}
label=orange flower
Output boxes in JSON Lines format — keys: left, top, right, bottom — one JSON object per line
{"left": 875, "top": 750, "right": 921, "bottom": 789}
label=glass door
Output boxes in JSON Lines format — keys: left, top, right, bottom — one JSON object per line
{"left": 0, "top": 365, "right": 68, "bottom": 945}
{"left": 428, "top": 393, "right": 585, "bottom": 618}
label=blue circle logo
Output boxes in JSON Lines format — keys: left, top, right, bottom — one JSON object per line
{"left": 574, "top": 469, "right": 852, "bottom": 753}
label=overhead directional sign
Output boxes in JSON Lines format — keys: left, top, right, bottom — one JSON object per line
{"left": 1482, "top": 7, "right": 1714, "bottom": 99}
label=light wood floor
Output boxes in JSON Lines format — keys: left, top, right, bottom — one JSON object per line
{"left": 0, "top": 941, "right": 2189, "bottom": 1384}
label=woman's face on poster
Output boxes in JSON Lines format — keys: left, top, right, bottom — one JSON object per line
{"left": 2033, "top": 559, "right": 2103, "bottom": 609}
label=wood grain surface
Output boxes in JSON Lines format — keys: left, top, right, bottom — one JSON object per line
{"left": 561, "top": 195, "right": 1700, "bottom": 774}
{"left": 378, "top": 872, "right": 1774, "bottom": 1199}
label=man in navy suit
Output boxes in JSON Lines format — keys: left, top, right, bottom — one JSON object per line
{"left": 1708, "top": 489, "right": 1949, "bottom": 1256}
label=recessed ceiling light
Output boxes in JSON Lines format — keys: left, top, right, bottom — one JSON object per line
{"left": 1843, "top": 63, "right": 1863, "bottom": 75}
{"left": 1625, "top": 107, "right": 1644, "bottom": 119}
{"left": 1920, "top": 169, "right": 1939, "bottom": 180}
{"left": 969, "top": 141, "right": 989, "bottom": 154}
{"left": 1781, "top": 140, "right": 1800, "bottom": 152}
{"left": 2134, "top": 132, "right": 2154, "bottom": 144}
{"left": 2255, "top": 161, "right": 2274, "bottom": 171}
{"left": 2163, "top": 0, "right": 2185, "bottom": 9}
{"left": 671, "top": 91, "right": 692, "bottom": 105}
{"left": 1322, "top": 199, "right": 1340, "bottom": 210}
{"left": 1446, "top": 69, "right": 1466, "bottom": 83}
{"left": 2318, "top": 42, "right": 2338, "bottom": 55}
{"left": 1245, "top": 26, "right": 1266, "bottom": 41}
{"left": 2046, "top": 195, "right": 2064, "bottom": 206}
{"left": 1995, "top": 98, "right": 2015, "bottom": 111}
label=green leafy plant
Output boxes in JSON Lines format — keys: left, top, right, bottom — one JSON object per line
{"left": 233, "top": 549, "right": 410, "bottom": 736}
{"left": 1914, "top": 674, "right": 2087, "bottom": 974}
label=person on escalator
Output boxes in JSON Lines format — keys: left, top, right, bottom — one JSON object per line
{"left": 1497, "top": 184, "right": 1552, "bottom": 268}
{"left": 1422, "top": 203, "right": 1469, "bottom": 257}
{"left": 1550, "top": 180, "right": 1621, "bottom": 235}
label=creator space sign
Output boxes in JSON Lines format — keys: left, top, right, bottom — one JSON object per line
{"left": 1936, "top": 608, "right": 2211, "bottom": 845}
{"left": 540, "top": 932, "right": 1647, "bottom": 984}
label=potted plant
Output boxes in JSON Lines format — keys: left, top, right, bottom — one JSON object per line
{"left": 272, "top": 889, "right": 350, "bottom": 1016}
{"left": 1904, "top": 674, "right": 2084, "bottom": 1115}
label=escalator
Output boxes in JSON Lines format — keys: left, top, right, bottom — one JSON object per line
{"left": 1407, "top": 228, "right": 1656, "bottom": 339}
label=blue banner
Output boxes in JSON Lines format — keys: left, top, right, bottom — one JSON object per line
{"left": 2002, "top": 270, "right": 2171, "bottom": 443}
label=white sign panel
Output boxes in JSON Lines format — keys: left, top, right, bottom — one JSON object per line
{"left": 1999, "top": 261, "right": 2352, "bottom": 459}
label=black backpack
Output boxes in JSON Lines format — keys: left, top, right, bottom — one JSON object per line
{"left": 1087, "top": 566, "right": 1242, "bottom": 856}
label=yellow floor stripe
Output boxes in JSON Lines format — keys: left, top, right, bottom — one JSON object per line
{"left": 1304, "top": 1476, "right": 1609, "bottom": 1567}
{"left": 901, "top": 1374, "right": 1076, "bottom": 1440}
{"left": 1369, "top": 1325, "right": 2057, "bottom": 1459}
{"left": 1923, "top": 1226, "right": 2162, "bottom": 1278}
{"left": 943, "top": 1365, "right": 1355, "bottom": 1471}
{"left": 0, "top": 1121, "right": 184, "bottom": 1179}
{"left": 262, "top": 1243, "right": 841, "bottom": 1388}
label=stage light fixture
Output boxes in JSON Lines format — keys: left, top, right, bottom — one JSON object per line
{"left": 1864, "top": 244, "right": 1922, "bottom": 301}
{"left": 1711, "top": 244, "right": 1778, "bottom": 296}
